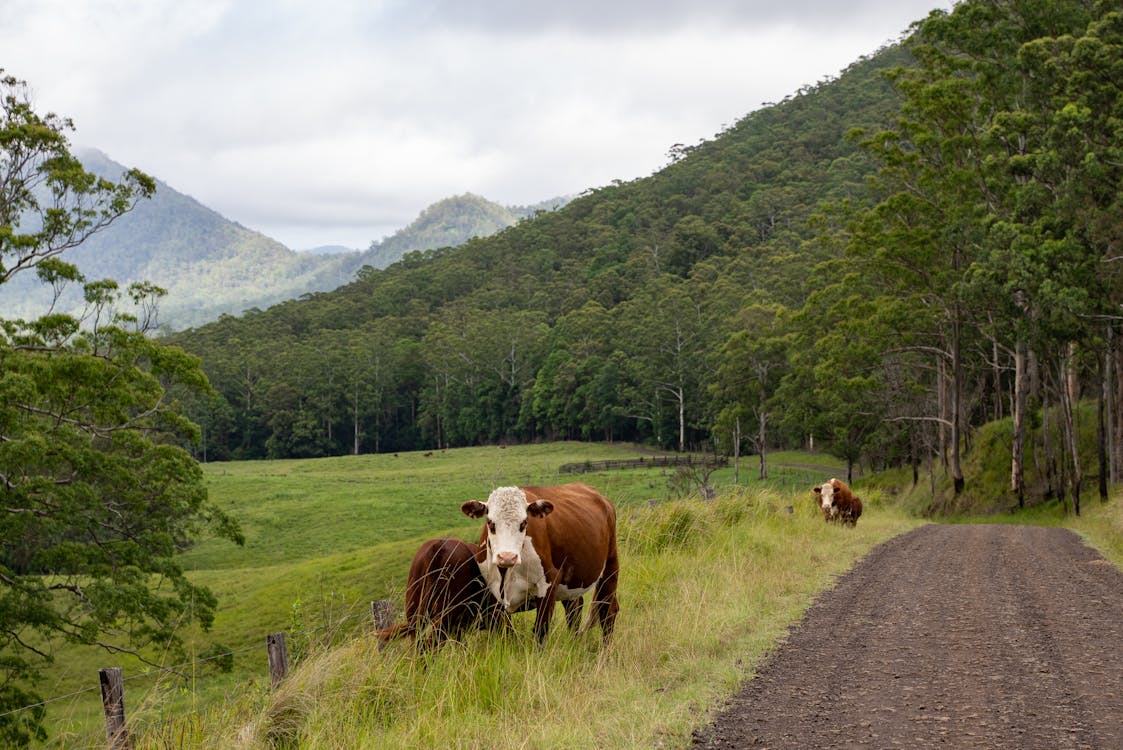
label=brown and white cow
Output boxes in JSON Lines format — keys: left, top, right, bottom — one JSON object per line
{"left": 376, "top": 537, "right": 500, "bottom": 649}
{"left": 812, "top": 477, "right": 863, "bottom": 527}
{"left": 460, "top": 482, "right": 620, "bottom": 643}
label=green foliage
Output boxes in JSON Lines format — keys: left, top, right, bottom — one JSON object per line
{"left": 170, "top": 45, "right": 908, "bottom": 461}
{"left": 0, "top": 72, "right": 242, "bottom": 746}
{"left": 364, "top": 192, "right": 561, "bottom": 264}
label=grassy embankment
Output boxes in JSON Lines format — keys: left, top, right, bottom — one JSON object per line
{"left": 36, "top": 441, "right": 1121, "bottom": 748}
{"left": 35, "top": 444, "right": 911, "bottom": 748}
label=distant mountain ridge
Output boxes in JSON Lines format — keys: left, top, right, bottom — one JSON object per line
{"left": 0, "top": 150, "right": 568, "bottom": 330}
{"left": 362, "top": 192, "right": 570, "bottom": 268}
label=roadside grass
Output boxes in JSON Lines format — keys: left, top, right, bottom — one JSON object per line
{"left": 1066, "top": 492, "right": 1123, "bottom": 568}
{"left": 31, "top": 438, "right": 1117, "bottom": 748}
{"left": 33, "top": 443, "right": 848, "bottom": 747}
{"left": 130, "top": 487, "right": 918, "bottom": 749}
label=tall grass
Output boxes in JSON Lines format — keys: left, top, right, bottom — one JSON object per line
{"left": 32, "top": 443, "right": 680, "bottom": 744}
{"left": 130, "top": 487, "right": 917, "bottom": 749}
{"left": 31, "top": 440, "right": 1119, "bottom": 748}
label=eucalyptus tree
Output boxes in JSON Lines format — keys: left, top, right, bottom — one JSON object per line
{"left": 846, "top": 0, "right": 1100, "bottom": 496}
{"left": 956, "top": 0, "right": 1110, "bottom": 509}
{"left": 614, "top": 275, "right": 715, "bottom": 452}
{"left": 1017, "top": 7, "right": 1123, "bottom": 499}
{"left": 711, "top": 304, "right": 790, "bottom": 481}
{"left": 421, "top": 302, "right": 548, "bottom": 446}
{"left": 0, "top": 72, "right": 242, "bottom": 746}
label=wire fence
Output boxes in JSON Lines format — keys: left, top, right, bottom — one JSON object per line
{"left": 0, "top": 602, "right": 391, "bottom": 734}
{"left": 559, "top": 455, "right": 728, "bottom": 473}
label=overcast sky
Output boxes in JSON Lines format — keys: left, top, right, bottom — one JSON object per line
{"left": 3, "top": 0, "right": 953, "bottom": 251}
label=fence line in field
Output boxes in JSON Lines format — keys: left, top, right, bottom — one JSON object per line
{"left": 558, "top": 455, "right": 728, "bottom": 473}
{"left": 2, "top": 600, "right": 398, "bottom": 749}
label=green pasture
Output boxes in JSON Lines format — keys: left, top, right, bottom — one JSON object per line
{"left": 34, "top": 443, "right": 846, "bottom": 747}
{"left": 28, "top": 442, "right": 1123, "bottom": 748}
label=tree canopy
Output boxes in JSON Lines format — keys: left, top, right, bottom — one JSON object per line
{"left": 170, "top": 0, "right": 1122, "bottom": 515}
{"left": 0, "top": 71, "right": 242, "bottom": 746}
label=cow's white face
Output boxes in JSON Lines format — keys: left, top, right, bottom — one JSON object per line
{"left": 461, "top": 487, "right": 553, "bottom": 569}
{"left": 814, "top": 481, "right": 839, "bottom": 512}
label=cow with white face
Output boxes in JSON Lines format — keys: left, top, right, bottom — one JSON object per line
{"left": 812, "top": 477, "right": 862, "bottom": 527}
{"left": 461, "top": 483, "right": 620, "bottom": 643}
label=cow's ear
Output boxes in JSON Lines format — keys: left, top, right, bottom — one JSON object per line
{"left": 812, "top": 486, "right": 821, "bottom": 496}
{"left": 461, "top": 500, "right": 488, "bottom": 518}
{"left": 527, "top": 499, "right": 554, "bottom": 518}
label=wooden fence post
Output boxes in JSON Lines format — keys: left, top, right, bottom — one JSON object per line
{"left": 266, "top": 632, "right": 288, "bottom": 688}
{"left": 371, "top": 599, "right": 394, "bottom": 630}
{"left": 99, "top": 667, "right": 132, "bottom": 750}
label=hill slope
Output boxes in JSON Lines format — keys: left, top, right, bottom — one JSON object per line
{"left": 170, "top": 43, "right": 912, "bottom": 459}
{"left": 0, "top": 152, "right": 567, "bottom": 329}
{"left": 362, "top": 192, "right": 571, "bottom": 268}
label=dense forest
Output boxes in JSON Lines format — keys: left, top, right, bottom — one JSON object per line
{"left": 170, "top": 0, "right": 1122, "bottom": 511}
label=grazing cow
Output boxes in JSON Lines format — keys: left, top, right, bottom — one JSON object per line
{"left": 460, "top": 482, "right": 620, "bottom": 643}
{"left": 812, "top": 478, "right": 863, "bottom": 527}
{"left": 376, "top": 538, "right": 499, "bottom": 649}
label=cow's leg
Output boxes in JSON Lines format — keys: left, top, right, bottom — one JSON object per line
{"left": 563, "top": 597, "right": 583, "bottom": 631}
{"left": 590, "top": 552, "right": 620, "bottom": 642}
{"left": 533, "top": 572, "right": 561, "bottom": 643}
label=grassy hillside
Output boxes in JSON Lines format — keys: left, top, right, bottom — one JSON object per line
{"left": 34, "top": 443, "right": 846, "bottom": 745}
{"left": 29, "top": 442, "right": 1122, "bottom": 748}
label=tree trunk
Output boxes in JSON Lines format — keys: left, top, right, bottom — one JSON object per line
{"left": 937, "top": 354, "right": 949, "bottom": 471}
{"left": 758, "top": 382, "right": 768, "bottom": 481}
{"left": 1059, "top": 347, "right": 1082, "bottom": 516}
{"left": 1099, "top": 334, "right": 1109, "bottom": 502}
{"left": 1011, "top": 338, "right": 1028, "bottom": 508}
{"left": 758, "top": 414, "right": 767, "bottom": 481}
{"left": 352, "top": 390, "right": 361, "bottom": 455}
{"left": 1107, "top": 323, "right": 1119, "bottom": 485}
{"left": 951, "top": 319, "right": 965, "bottom": 495}
{"left": 910, "top": 427, "right": 920, "bottom": 487}
{"left": 992, "top": 332, "right": 1004, "bottom": 421}
{"left": 1042, "top": 382, "right": 1056, "bottom": 500}
{"left": 678, "top": 386, "right": 686, "bottom": 454}
{"left": 733, "top": 416, "right": 741, "bottom": 486}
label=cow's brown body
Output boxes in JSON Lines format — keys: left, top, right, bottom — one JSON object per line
{"left": 376, "top": 537, "right": 497, "bottom": 649}
{"left": 813, "top": 477, "right": 863, "bottom": 527}
{"left": 461, "top": 482, "right": 620, "bottom": 643}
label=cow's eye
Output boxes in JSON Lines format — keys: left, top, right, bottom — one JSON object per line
{"left": 518, "top": 520, "right": 528, "bottom": 532}
{"left": 487, "top": 520, "right": 496, "bottom": 533}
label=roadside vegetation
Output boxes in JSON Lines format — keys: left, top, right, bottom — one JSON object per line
{"left": 137, "top": 459, "right": 917, "bottom": 749}
{"left": 29, "top": 439, "right": 1118, "bottom": 748}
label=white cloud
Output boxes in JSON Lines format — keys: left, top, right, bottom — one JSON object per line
{"left": 1, "top": 0, "right": 952, "bottom": 250}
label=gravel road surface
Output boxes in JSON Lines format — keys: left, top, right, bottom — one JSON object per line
{"left": 693, "top": 524, "right": 1123, "bottom": 749}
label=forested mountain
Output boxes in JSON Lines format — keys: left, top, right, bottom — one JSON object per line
{"left": 0, "top": 149, "right": 357, "bottom": 328}
{"left": 0, "top": 153, "right": 565, "bottom": 329}
{"left": 360, "top": 192, "right": 571, "bottom": 269}
{"left": 172, "top": 0, "right": 1123, "bottom": 511}
{"left": 172, "top": 41, "right": 910, "bottom": 458}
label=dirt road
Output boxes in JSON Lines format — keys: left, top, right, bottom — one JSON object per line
{"left": 692, "top": 524, "right": 1123, "bottom": 749}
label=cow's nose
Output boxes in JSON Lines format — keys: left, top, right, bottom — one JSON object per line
{"left": 495, "top": 551, "right": 518, "bottom": 568}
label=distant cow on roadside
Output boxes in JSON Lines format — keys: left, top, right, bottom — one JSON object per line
{"left": 461, "top": 482, "right": 620, "bottom": 643}
{"left": 813, "top": 478, "right": 862, "bottom": 527}
{"left": 376, "top": 538, "right": 499, "bottom": 649}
